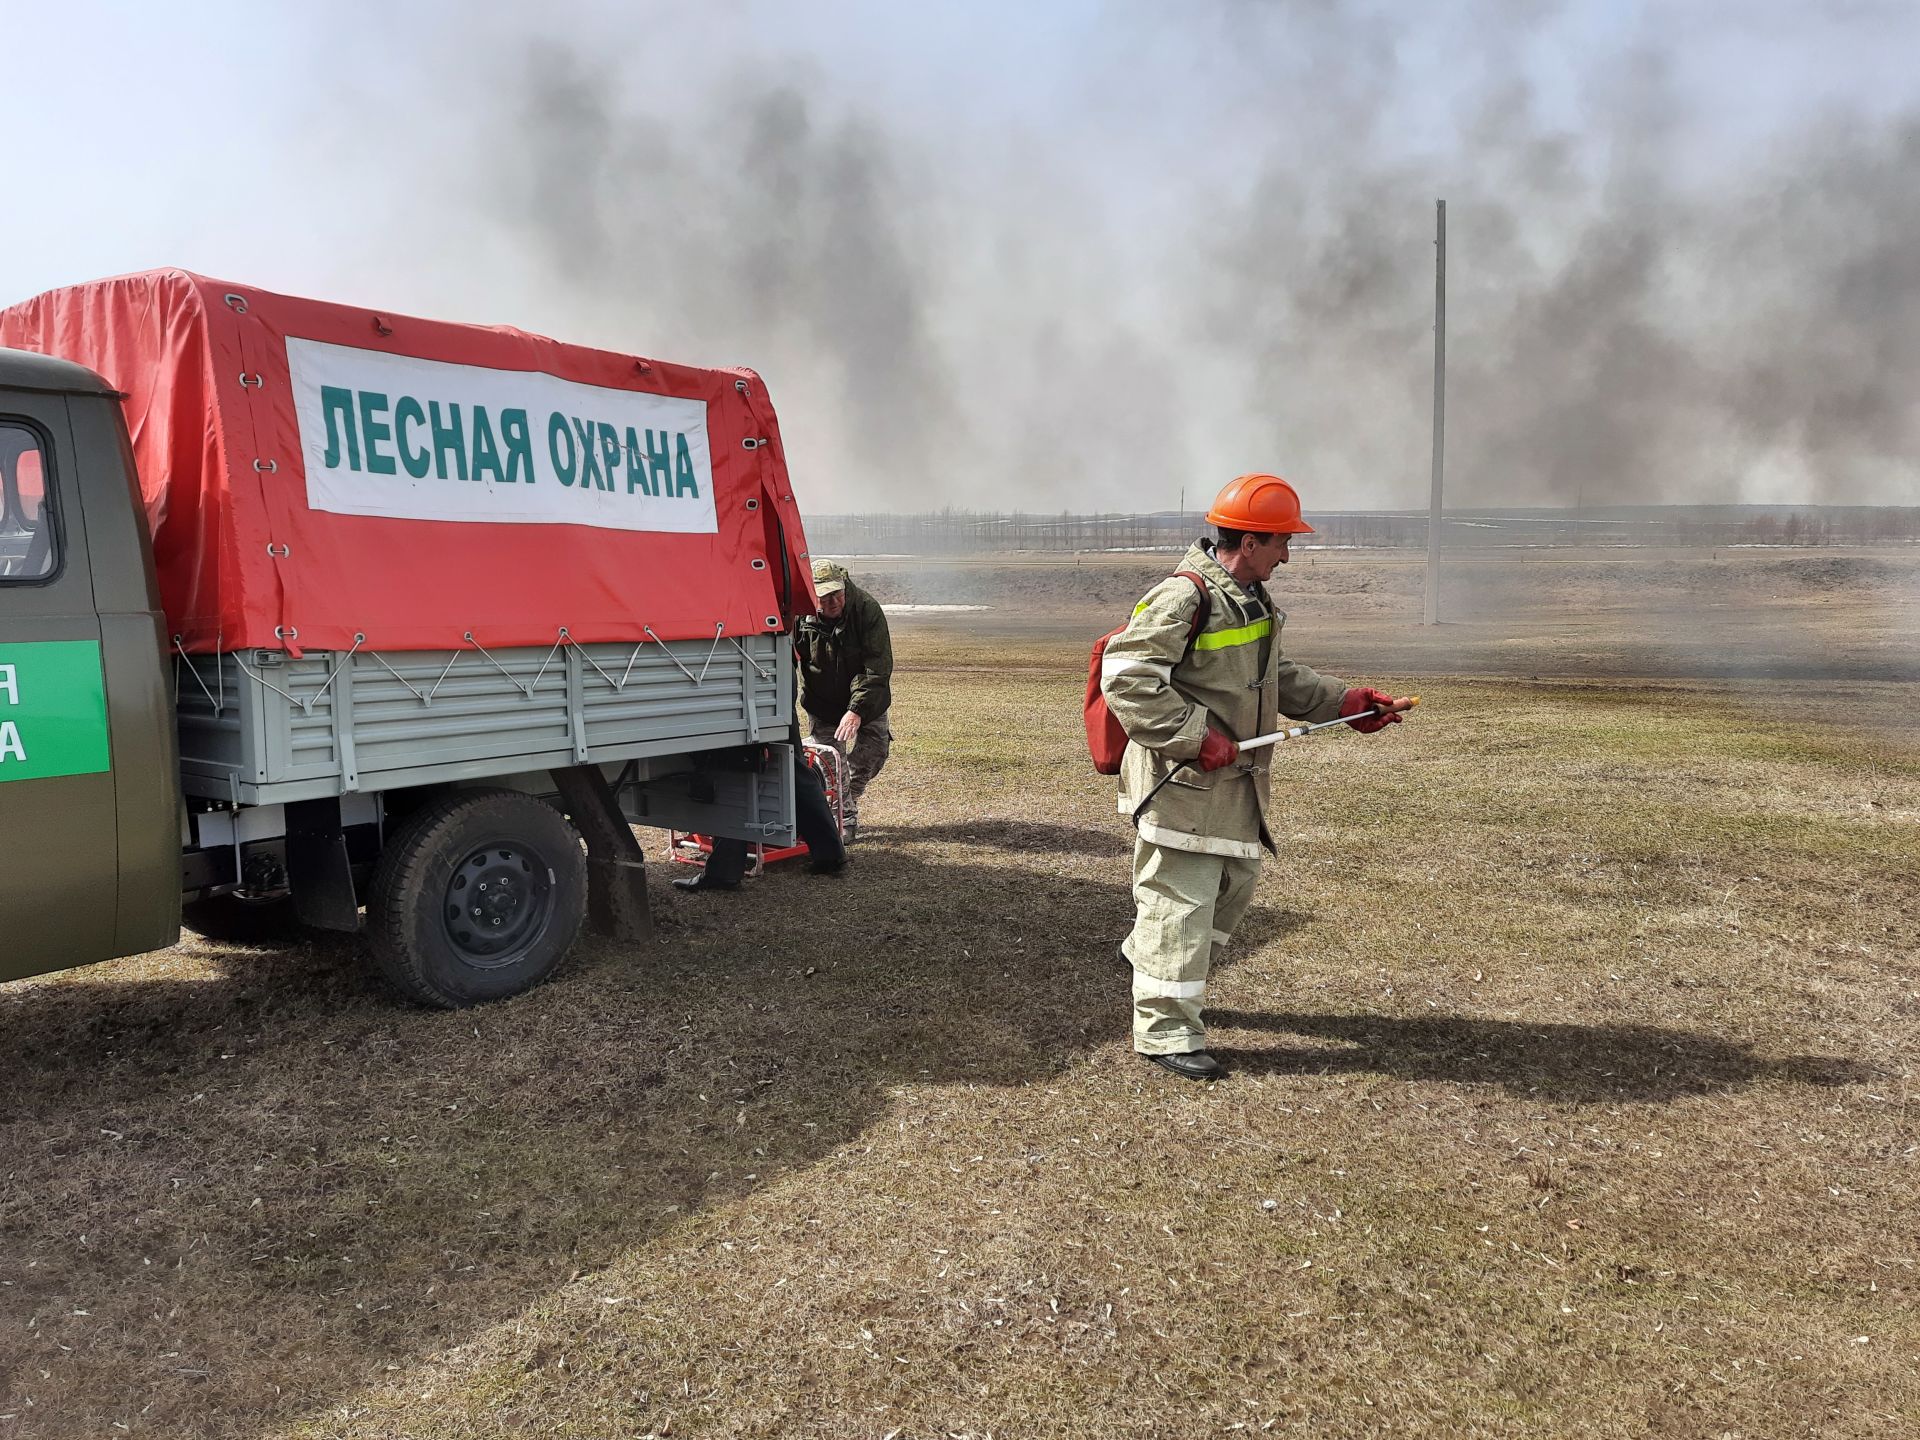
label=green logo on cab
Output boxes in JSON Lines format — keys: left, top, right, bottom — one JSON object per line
{"left": 0, "top": 640, "right": 111, "bottom": 782}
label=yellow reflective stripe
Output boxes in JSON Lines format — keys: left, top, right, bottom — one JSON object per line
{"left": 1191, "top": 616, "right": 1272, "bottom": 651}
{"left": 1132, "top": 598, "right": 1153, "bottom": 616}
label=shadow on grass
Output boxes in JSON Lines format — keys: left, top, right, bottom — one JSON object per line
{"left": 1209, "top": 1009, "right": 1873, "bottom": 1102}
{"left": 904, "top": 819, "right": 1131, "bottom": 859}
{"left": 0, "top": 850, "right": 1132, "bottom": 1439}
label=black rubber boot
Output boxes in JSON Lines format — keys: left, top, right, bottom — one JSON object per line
{"left": 672, "top": 872, "right": 740, "bottom": 893}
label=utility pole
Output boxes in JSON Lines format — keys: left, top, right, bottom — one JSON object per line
{"left": 1424, "top": 199, "right": 1447, "bottom": 626}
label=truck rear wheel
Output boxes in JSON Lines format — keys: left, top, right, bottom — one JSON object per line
{"left": 366, "top": 788, "right": 587, "bottom": 1008}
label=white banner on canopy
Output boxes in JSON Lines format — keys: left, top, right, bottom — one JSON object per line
{"left": 287, "top": 337, "right": 717, "bottom": 534}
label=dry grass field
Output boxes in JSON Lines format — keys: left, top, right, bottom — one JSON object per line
{"left": 3, "top": 550, "right": 1917, "bottom": 1438}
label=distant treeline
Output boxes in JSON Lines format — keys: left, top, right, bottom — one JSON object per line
{"left": 803, "top": 506, "right": 1920, "bottom": 556}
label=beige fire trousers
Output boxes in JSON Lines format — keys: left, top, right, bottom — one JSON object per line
{"left": 1121, "top": 838, "right": 1262, "bottom": 1055}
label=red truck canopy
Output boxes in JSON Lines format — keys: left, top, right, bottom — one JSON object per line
{"left": 0, "top": 270, "right": 816, "bottom": 654}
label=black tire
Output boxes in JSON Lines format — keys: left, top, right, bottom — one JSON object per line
{"left": 181, "top": 892, "right": 301, "bottom": 945}
{"left": 365, "top": 788, "right": 587, "bottom": 1008}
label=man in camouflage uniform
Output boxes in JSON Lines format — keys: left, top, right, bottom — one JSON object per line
{"left": 1101, "top": 474, "right": 1412, "bottom": 1080}
{"left": 796, "top": 560, "right": 894, "bottom": 840}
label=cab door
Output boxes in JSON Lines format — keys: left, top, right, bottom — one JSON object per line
{"left": 0, "top": 394, "right": 118, "bottom": 979}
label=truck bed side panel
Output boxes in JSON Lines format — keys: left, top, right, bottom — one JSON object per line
{"left": 177, "top": 635, "right": 789, "bottom": 807}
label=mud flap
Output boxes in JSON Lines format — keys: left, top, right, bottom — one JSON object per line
{"left": 550, "top": 765, "right": 653, "bottom": 944}
{"left": 287, "top": 829, "right": 361, "bottom": 932}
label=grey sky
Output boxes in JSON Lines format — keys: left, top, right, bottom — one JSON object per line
{"left": 5, "top": 1, "right": 1917, "bottom": 510}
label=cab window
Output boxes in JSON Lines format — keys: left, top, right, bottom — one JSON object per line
{"left": 0, "top": 423, "right": 56, "bottom": 582}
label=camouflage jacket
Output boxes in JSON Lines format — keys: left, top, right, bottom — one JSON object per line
{"left": 1101, "top": 541, "right": 1346, "bottom": 857}
{"left": 796, "top": 581, "right": 894, "bottom": 725}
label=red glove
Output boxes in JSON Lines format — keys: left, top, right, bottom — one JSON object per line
{"left": 1340, "top": 687, "right": 1403, "bottom": 735}
{"left": 1197, "top": 726, "right": 1239, "bottom": 771}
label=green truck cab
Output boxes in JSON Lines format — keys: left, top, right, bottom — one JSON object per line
{"left": 0, "top": 279, "right": 816, "bottom": 1005}
{"left": 1, "top": 350, "right": 181, "bottom": 968}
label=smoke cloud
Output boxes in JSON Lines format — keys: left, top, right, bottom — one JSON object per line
{"left": 305, "top": 1, "right": 1918, "bottom": 513}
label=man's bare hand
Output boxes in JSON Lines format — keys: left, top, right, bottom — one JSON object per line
{"left": 834, "top": 711, "right": 862, "bottom": 748}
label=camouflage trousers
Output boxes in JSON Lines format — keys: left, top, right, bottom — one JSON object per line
{"left": 808, "top": 712, "right": 892, "bottom": 829}
{"left": 1121, "top": 838, "right": 1261, "bottom": 1055}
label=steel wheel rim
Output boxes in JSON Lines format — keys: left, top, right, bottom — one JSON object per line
{"left": 441, "top": 841, "right": 554, "bottom": 967}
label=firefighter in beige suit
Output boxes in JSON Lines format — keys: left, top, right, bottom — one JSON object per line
{"left": 1101, "top": 474, "right": 1413, "bottom": 1080}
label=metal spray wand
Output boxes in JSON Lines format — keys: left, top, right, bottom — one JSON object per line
{"left": 1128, "top": 697, "right": 1421, "bottom": 824}
{"left": 1236, "top": 695, "right": 1423, "bottom": 752}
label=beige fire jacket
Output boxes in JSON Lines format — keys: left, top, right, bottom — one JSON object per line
{"left": 1101, "top": 541, "right": 1347, "bottom": 858}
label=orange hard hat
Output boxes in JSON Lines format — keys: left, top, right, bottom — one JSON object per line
{"left": 1206, "top": 473, "right": 1314, "bottom": 535}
